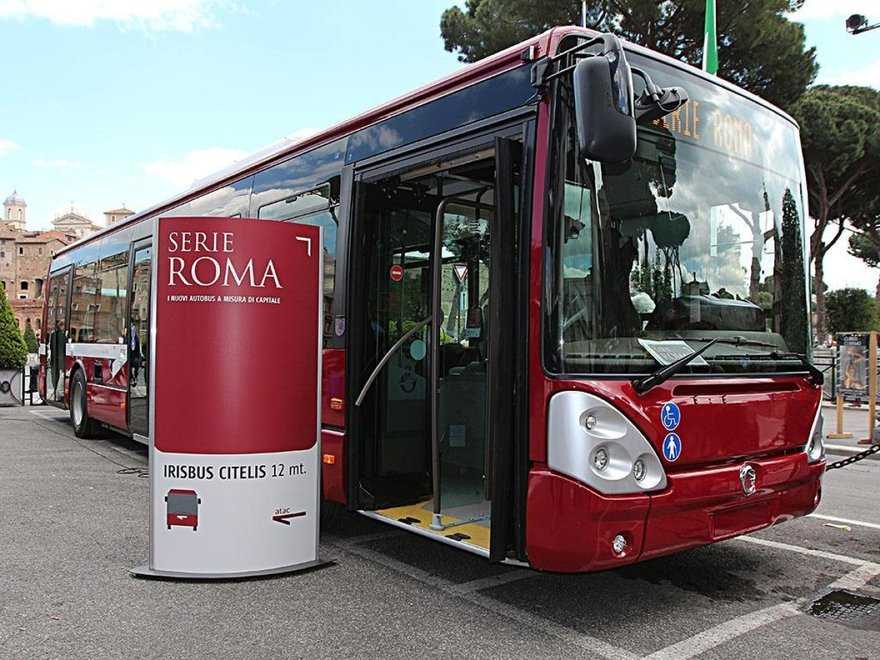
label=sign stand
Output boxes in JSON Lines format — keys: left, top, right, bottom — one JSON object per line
{"left": 861, "top": 331, "right": 878, "bottom": 445}
{"left": 132, "top": 217, "right": 326, "bottom": 580}
{"left": 826, "top": 394, "right": 853, "bottom": 440}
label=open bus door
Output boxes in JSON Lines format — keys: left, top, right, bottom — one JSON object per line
{"left": 347, "top": 130, "right": 526, "bottom": 562}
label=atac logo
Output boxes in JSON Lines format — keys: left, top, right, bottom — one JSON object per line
{"left": 739, "top": 464, "right": 757, "bottom": 496}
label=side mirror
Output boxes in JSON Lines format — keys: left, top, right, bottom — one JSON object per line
{"left": 572, "top": 35, "right": 637, "bottom": 164}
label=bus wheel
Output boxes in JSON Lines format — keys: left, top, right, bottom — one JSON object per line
{"left": 70, "top": 369, "right": 98, "bottom": 439}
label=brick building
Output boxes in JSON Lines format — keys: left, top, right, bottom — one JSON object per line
{"left": 1, "top": 192, "right": 77, "bottom": 333}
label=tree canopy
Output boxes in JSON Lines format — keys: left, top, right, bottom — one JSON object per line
{"left": 790, "top": 85, "right": 880, "bottom": 336}
{"left": 826, "top": 288, "right": 878, "bottom": 335}
{"left": 0, "top": 290, "right": 27, "bottom": 370}
{"left": 440, "top": 0, "right": 817, "bottom": 107}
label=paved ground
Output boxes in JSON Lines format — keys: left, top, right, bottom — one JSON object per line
{"left": 821, "top": 405, "right": 878, "bottom": 453}
{"left": 1, "top": 406, "right": 879, "bottom": 659}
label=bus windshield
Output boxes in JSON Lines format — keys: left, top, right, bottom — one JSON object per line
{"left": 546, "top": 52, "right": 810, "bottom": 376}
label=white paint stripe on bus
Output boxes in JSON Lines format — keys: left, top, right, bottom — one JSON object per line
{"left": 646, "top": 561, "right": 880, "bottom": 660}
{"left": 65, "top": 342, "right": 127, "bottom": 360}
{"left": 734, "top": 535, "right": 880, "bottom": 568}
{"left": 335, "top": 540, "right": 637, "bottom": 660}
{"left": 808, "top": 513, "right": 880, "bottom": 531}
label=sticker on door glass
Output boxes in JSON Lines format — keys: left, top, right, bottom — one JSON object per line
{"left": 410, "top": 339, "right": 426, "bottom": 361}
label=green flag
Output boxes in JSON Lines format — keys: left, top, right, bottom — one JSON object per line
{"left": 702, "top": 0, "right": 718, "bottom": 75}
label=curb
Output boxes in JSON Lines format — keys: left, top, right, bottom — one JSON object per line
{"left": 821, "top": 402, "right": 875, "bottom": 411}
{"left": 825, "top": 443, "right": 880, "bottom": 461}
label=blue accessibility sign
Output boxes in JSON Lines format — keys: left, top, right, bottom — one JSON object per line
{"left": 660, "top": 401, "right": 681, "bottom": 431}
{"left": 663, "top": 432, "right": 682, "bottom": 462}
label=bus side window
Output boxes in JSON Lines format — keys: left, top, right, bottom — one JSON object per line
{"left": 94, "top": 251, "right": 129, "bottom": 343}
{"left": 256, "top": 176, "right": 341, "bottom": 343}
{"left": 70, "top": 260, "right": 99, "bottom": 343}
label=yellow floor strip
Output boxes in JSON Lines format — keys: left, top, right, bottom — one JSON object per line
{"left": 373, "top": 500, "right": 490, "bottom": 551}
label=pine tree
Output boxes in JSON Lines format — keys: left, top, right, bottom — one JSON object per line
{"left": 0, "top": 290, "right": 27, "bottom": 369}
{"left": 780, "top": 189, "right": 808, "bottom": 354}
{"left": 23, "top": 323, "right": 38, "bottom": 354}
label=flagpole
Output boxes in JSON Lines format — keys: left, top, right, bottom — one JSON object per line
{"left": 702, "top": 0, "right": 719, "bottom": 74}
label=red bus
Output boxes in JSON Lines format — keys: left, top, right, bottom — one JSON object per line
{"left": 40, "top": 27, "right": 825, "bottom": 572}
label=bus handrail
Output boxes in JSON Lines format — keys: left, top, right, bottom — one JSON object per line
{"left": 354, "top": 316, "right": 432, "bottom": 407}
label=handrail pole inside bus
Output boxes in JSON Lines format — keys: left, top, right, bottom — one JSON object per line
{"left": 430, "top": 199, "right": 450, "bottom": 530}
{"left": 354, "top": 317, "right": 431, "bottom": 407}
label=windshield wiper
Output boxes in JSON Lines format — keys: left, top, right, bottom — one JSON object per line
{"left": 686, "top": 336, "right": 780, "bottom": 349}
{"left": 632, "top": 338, "right": 720, "bottom": 396}
{"left": 770, "top": 351, "right": 825, "bottom": 386}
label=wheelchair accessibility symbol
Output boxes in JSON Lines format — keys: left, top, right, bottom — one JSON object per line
{"left": 660, "top": 402, "right": 681, "bottom": 431}
{"left": 663, "top": 432, "right": 682, "bottom": 462}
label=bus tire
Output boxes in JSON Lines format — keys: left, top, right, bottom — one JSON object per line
{"left": 70, "top": 368, "right": 98, "bottom": 439}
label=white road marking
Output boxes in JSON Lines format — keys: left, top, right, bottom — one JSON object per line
{"left": 734, "top": 535, "right": 879, "bottom": 568}
{"left": 28, "top": 408, "right": 65, "bottom": 418}
{"left": 646, "top": 561, "right": 880, "bottom": 660}
{"left": 331, "top": 531, "right": 404, "bottom": 547}
{"left": 643, "top": 601, "right": 802, "bottom": 660}
{"left": 828, "top": 562, "right": 880, "bottom": 591}
{"left": 447, "top": 569, "right": 534, "bottom": 594}
{"left": 809, "top": 513, "right": 880, "bottom": 531}
{"left": 335, "top": 540, "right": 636, "bottom": 660}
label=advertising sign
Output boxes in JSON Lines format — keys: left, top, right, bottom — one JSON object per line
{"left": 837, "top": 333, "right": 869, "bottom": 403}
{"left": 133, "top": 217, "right": 322, "bottom": 579}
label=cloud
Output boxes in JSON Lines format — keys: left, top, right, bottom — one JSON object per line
{"left": 32, "top": 158, "right": 81, "bottom": 168}
{"left": 820, "top": 57, "right": 880, "bottom": 88}
{"left": 0, "top": 138, "right": 19, "bottom": 156}
{"left": 792, "top": 1, "right": 877, "bottom": 21}
{"left": 822, "top": 228, "right": 877, "bottom": 293}
{"left": 143, "top": 147, "right": 248, "bottom": 188}
{"left": 0, "top": 0, "right": 232, "bottom": 32}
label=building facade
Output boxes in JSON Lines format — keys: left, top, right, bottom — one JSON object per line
{"left": 52, "top": 209, "right": 99, "bottom": 239}
{"left": 4, "top": 190, "right": 27, "bottom": 231}
{"left": 1, "top": 192, "right": 134, "bottom": 333}
{"left": 104, "top": 206, "right": 135, "bottom": 225}
{"left": 2, "top": 192, "right": 76, "bottom": 332}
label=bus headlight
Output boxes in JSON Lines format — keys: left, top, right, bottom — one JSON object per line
{"left": 548, "top": 391, "right": 667, "bottom": 494}
{"left": 805, "top": 403, "right": 825, "bottom": 463}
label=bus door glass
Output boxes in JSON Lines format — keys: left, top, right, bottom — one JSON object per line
{"left": 353, "top": 139, "right": 521, "bottom": 545}
{"left": 44, "top": 269, "right": 70, "bottom": 404}
{"left": 128, "top": 244, "right": 152, "bottom": 437}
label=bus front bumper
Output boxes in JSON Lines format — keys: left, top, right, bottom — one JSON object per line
{"left": 525, "top": 453, "right": 824, "bottom": 573}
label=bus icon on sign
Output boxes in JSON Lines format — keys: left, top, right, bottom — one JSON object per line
{"left": 165, "top": 489, "right": 201, "bottom": 531}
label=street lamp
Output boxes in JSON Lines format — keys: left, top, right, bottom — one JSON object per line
{"left": 846, "top": 14, "right": 880, "bottom": 35}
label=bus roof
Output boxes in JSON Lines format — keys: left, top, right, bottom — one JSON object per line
{"left": 53, "top": 29, "right": 552, "bottom": 257}
{"left": 54, "top": 25, "right": 797, "bottom": 257}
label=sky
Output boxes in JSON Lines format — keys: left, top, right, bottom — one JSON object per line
{"left": 0, "top": 0, "right": 878, "bottom": 291}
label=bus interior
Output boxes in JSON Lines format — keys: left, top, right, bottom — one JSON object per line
{"left": 351, "top": 140, "right": 520, "bottom": 555}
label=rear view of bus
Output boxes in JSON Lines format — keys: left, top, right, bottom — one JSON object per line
{"left": 528, "top": 31, "right": 823, "bottom": 572}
